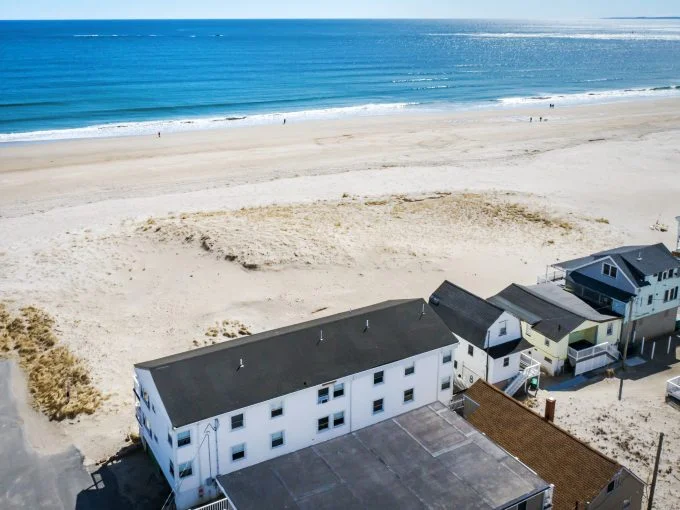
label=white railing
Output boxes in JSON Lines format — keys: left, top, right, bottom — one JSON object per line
{"left": 667, "top": 376, "right": 680, "bottom": 401}
{"left": 568, "top": 341, "right": 618, "bottom": 364}
{"left": 537, "top": 268, "right": 565, "bottom": 285}
{"left": 505, "top": 354, "right": 540, "bottom": 396}
{"left": 192, "top": 498, "right": 230, "bottom": 510}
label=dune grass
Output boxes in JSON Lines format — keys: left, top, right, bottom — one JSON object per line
{"left": 0, "top": 303, "right": 103, "bottom": 421}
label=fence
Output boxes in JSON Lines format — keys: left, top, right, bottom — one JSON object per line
{"left": 192, "top": 498, "right": 230, "bottom": 510}
{"left": 567, "top": 341, "right": 619, "bottom": 365}
{"left": 667, "top": 376, "right": 680, "bottom": 401}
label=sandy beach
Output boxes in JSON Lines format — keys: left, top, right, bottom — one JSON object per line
{"left": 1, "top": 98, "right": 680, "bottom": 506}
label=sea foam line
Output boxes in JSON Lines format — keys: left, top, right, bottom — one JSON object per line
{"left": 428, "top": 32, "right": 680, "bottom": 41}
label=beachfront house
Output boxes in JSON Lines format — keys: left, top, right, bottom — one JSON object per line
{"left": 428, "top": 281, "right": 538, "bottom": 395}
{"left": 551, "top": 244, "right": 680, "bottom": 347}
{"left": 462, "top": 380, "right": 644, "bottom": 510}
{"left": 489, "top": 283, "right": 622, "bottom": 376}
{"left": 133, "top": 299, "right": 458, "bottom": 510}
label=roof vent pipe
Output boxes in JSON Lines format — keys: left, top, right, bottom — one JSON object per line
{"left": 365, "top": 319, "right": 369, "bottom": 331}
{"left": 637, "top": 250, "right": 642, "bottom": 262}
{"left": 319, "top": 329, "right": 324, "bottom": 342}
{"left": 420, "top": 303, "right": 426, "bottom": 318}
{"left": 238, "top": 358, "right": 245, "bottom": 370}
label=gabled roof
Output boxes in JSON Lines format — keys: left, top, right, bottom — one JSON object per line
{"left": 555, "top": 243, "right": 680, "bottom": 286}
{"left": 136, "top": 299, "right": 456, "bottom": 427}
{"left": 488, "top": 284, "right": 584, "bottom": 341}
{"left": 567, "top": 272, "right": 635, "bottom": 304}
{"left": 487, "top": 337, "right": 533, "bottom": 359}
{"left": 429, "top": 281, "right": 506, "bottom": 348}
{"left": 464, "top": 381, "right": 634, "bottom": 510}
{"left": 523, "top": 283, "right": 617, "bottom": 322}
{"left": 217, "top": 403, "right": 550, "bottom": 510}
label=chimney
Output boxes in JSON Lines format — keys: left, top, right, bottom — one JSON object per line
{"left": 545, "top": 397, "right": 556, "bottom": 423}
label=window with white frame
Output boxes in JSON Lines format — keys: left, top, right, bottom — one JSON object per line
{"left": 671, "top": 287, "right": 679, "bottom": 301}
{"left": 606, "top": 323, "right": 613, "bottom": 336}
{"left": 271, "top": 402, "right": 283, "bottom": 418}
{"left": 442, "top": 350, "right": 452, "bottom": 364}
{"left": 318, "top": 387, "right": 330, "bottom": 404}
{"left": 373, "top": 398, "right": 384, "bottom": 414}
{"left": 178, "top": 461, "right": 193, "bottom": 478}
{"left": 374, "top": 371, "right": 384, "bottom": 385}
{"left": 602, "top": 263, "right": 618, "bottom": 279}
{"left": 467, "top": 344, "right": 474, "bottom": 356}
{"left": 333, "top": 382, "right": 344, "bottom": 398}
{"left": 231, "top": 443, "right": 246, "bottom": 461}
{"left": 403, "top": 388, "right": 414, "bottom": 403}
{"left": 664, "top": 289, "right": 670, "bottom": 302}
{"left": 231, "top": 413, "right": 244, "bottom": 430}
{"left": 503, "top": 357, "right": 509, "bottom": 367}
{"left": 177, "top": 430, "right": 191, "bottom": 447}
{"left": 499, "top": 320, "right": 507, "bottom": 336}
{"left": 404, "top": 364, "right": 415, "bottom": 376}
{"left": 271, "top": 431, "right": 284, "bottom": 449}
{"left": 333, "top": 411, "right": 345, "bottom": 427}
{"left": 318, "top": 416, "right": 329, "bottom": 432}
{"left": 441, "top": 376, "right": 451, "bottom": 391}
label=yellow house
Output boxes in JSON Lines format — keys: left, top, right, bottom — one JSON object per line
{"left": 489, "top": 283, "right": 622, "bottom": 376}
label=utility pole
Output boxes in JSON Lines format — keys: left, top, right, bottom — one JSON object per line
{"left": 647, "top": 432, "right": 664, "bottom": 510}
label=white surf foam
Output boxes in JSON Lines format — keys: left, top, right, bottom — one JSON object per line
{"left": 429, "top": 32, "right": 680, "bottom": 41}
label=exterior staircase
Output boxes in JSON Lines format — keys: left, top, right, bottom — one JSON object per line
{"left": 505, "top": 353, "right": 541, "bottom": 397}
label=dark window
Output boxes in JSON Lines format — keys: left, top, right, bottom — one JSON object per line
{"left": 167, "top": 432, "right": 172, "bottom": 446}
{"left": 405, "top": 364, "right": 415, "bottom": 376}
{"left": 333, "top": 383, "right": 344, "bottom": 398}
{"left": 453, "top": 360, "right": 458, "bottom": 369}
{"left": 603, "top": 263, "right": 617, "bottom": 278}
{"left": 647, "top": 295, "right": 653, "bottom": 305}
{"left": 333, "top": 411, "right": 345, "bottom": 427}
{"left": 658, "top": 273, "right": 663, "bottom": 282}
{"left": 607, "top": 480, "right": 616, "bottom": 493}
{"left": 468, "top": 345, "right": 474, "bottom": 356}
{"left": 664, "top": 290, "right": 669, "bottom": 302}
{"left": 271, "top": 406, "right": 283, "bottom": 418}
{"left": 318, "top": 416, "right": 329, "bottom": 431}
{"left": 607, "top": 323, "right": 613, "bottom": 336}
{"left": 373, "top": 398, "right": 384, "bottom": 414}
{"left": 403, "top": 389, "right": 414, "bottom": 403}
{"left": 499, "top": 321, "right": 507, "bottom": 336}
{"left": 179, "top": 461, "right": 193, "bottom": 478}
{"left": 443, "top": 350, "right": 452, "bottom": 363}
{"left": 169, "top": 460, "right": 174, "bottom": 477}
{"left": 503, "top": 357, "right": 510, "bottom": 367}
{"left": 177, "top": 430, "right": 191, "bottom": 447}
{"left": 544, "top": 339, "right": 550, "bottom": 347}
{"left": 231, "top": 444, "right": 245, "bottom": 461}
{"left": 271, "top": 431, "right": 284, "bottom": 448}
{"left": 517, "top": 502, "right": 527, "bottom": 510}
{"left": 318, "top": 387, "right": 329, "bottom": 404}
{"left": 231, "top": 413, "right": 244, "bottom": 430}
{"left": 374, "top": 371, "right": 384, "bottom": 385}
{"left": 441, "top": 377, "right": 451, "bottom": 391}
{"left": 544, "top": 356, "right": 552, "bottom": 364}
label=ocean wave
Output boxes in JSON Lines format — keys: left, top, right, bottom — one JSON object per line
{"left": 392, "top": 77, "right": 449, "bottom": 83}
{"left": 428, "top": 32, "right": 680, "bottom": 41}
{"left": 497, "top": 85, "right": 680, "bottom": 106}
{"left": 0, "top": 102, "right": 419, "bottom": 143}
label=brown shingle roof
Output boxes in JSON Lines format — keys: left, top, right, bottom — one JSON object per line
{"left": 465, "top": 380, "right": 622, "bottom": 510}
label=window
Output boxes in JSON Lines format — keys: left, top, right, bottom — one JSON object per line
{"left": 441, "top": 376, "right": 451, "bottom": 391}
{"left": 271, "top": 431, "right": 284, "bottom": 449}
{"left": 374, "top": 371, "right": 384, "bottom": 385}
{"left": 544, "top": 339, "right": 550, "bottom": 347}
{"left": 606, "top": 323, "right": 613, "bottom": 336}
{"left": 178, "top": 461, "right": 193, "bottom": 478}
{"left": 499, "top": 321, "right": 507, "bottom": 336}
{"left": 517, "top": 502, "right": 527, "bottom": 510}
{"left": 231, "top": 443, "right": 246, "bottom": 461}
{"left": 453, "top": 360, "right": 458, "bottom": 369}
{"left": 318, "top": 416, "right": 329, "bottom": 432}
{"left": 671, "top": 287, "right": 679, "bottom": 300}
{"left": 647, "top": 295, "right": 653, "bottom": 306}
{"left": 443, "top": 350, "right": 452, "bottom": 364}
{"left": 607, "top": 479, "right": 616, "bottom": 493}
{"left": 467, "top": 345, "right": 474, "bottom": 356}
{"left": 664, "top": 290, "right": 670, "bottom": 302}
{"left": 141, "top": 388, "right": 150, "bottom": 408}
{"left": 271, "top": 403, "right": 283, "bottom": 418}
{"left": 333, "top": 411, "right": 345, "bottom": 427}
{"left": 169, "top": 460, "right": 174, "bottom": 478}
{"left": 373, "top": 398, "right": 384, "bottom": 414}
{"left": 503, "top": 357, "right": 510, "bottom": 367}
{"left": 526, "top": 324, "right": 533, "bottom": 337}
{"left": 167, "top": 432, "right": 172, "bottom": 447}
{"left": 662, "top": 271, "right": 668, "bottom": 280}
{"left": 177, "top": 430, "right": 191, "bottom": 448}
{"left": 657, "top": 273, "right": 663, "bottom": 282}
{"left": 318, "top": 387, "right": 329, "bottom": 404}
{"left": 544, "top": 356, "right": 552, "bottom": 364}
{"left": 333, "top": 382, "right": 344, "bottom": 398}
{"left": 231, "top": 413, "right": 244, "bottom": 430}
{"left": 404, "top": 389, "right": 414, "bottom": 403}
{"left": 603, "top": 263, "right": 617, "bottom": 278}
{"left": 404, "top": 364, "right": 415, "bottom": 376}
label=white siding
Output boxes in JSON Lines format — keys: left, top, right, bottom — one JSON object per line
{"left": 487, "top": 350, "right": 530, "bottom": 385}
{"left": 454, "top": 337, "right": 488, "bottom": 386}
{"left": 486, "top": 312, "right": 522, "bottom": 348}
{"left": 630, "top": 273, "right": 680, "bottom": 321}
{"left": 140, "top": 343, "right": 456, "bottom": 510}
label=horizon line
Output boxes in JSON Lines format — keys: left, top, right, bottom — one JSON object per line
{"left": 1, "top": 16, "right": 678, "bottom": 22}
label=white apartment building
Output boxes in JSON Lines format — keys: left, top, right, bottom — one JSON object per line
{"left": 134, "top": 299, "right": 458, "bottom": 510}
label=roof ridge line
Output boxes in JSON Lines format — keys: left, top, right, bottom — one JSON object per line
{"left": 473, "top": 380, "right": 621, "bottom": 468}
{"left": 439, "top": 280, "right": 505, "bottom": 314}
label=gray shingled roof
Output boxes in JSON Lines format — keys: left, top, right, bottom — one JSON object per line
{"left": 217, "top": 403, "right": 549, "bottom": 510}
{"left": 488, "top": 285, "right": 585, "bottom": 341}
{"left": 524, "top": 284, "right": 617, "bottom": 322}
{"left": 136, "top": 299, "right": 456, "bottom": 427}
{"left": 555, "top": 243, "right": 680, "bottom": 286}
{"left": 429, "top": 281, "right": 506, "bottom": 348}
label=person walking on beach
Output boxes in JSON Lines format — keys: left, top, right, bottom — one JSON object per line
{"left": 158, "top": 131, "right": 161, "bottom": 138}
{"left": 530, "top": 117, "right": 532, "bottom": 123}
{"left": 283, "top": 118, "right": 286, "bottom": 125}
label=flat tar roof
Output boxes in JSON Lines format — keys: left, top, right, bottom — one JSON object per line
{"left": 217, "top": 403, "right": 549, "bottom": 510}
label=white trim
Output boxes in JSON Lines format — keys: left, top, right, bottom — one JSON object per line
{"left": 562, "top": 255, "right": 639, "bottom": 291}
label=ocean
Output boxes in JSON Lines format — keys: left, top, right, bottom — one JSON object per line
{"left": 1, "top": 18, "right": 680, "bottom": 142}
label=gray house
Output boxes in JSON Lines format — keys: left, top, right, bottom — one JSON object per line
{"left": 552, "top": 243, "right": 680, "bottom": 345}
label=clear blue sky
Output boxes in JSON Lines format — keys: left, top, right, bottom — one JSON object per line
{"left": 1, "top": 0, "right": 677, "bottom": 20}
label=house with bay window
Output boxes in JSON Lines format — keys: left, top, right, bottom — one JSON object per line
{"left": 133, "top": 299, "right": 458, "bottom": 510}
